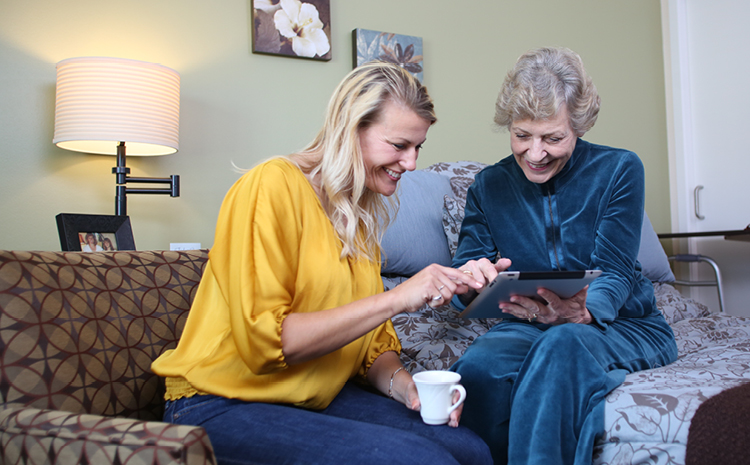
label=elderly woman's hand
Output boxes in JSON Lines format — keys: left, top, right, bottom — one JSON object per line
{"left": 498, "top": 286, "right": 592, "bottom": 325}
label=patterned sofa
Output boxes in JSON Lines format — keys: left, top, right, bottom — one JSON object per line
{"left": 0, "top": 249, "right": 215, "bottom": 465}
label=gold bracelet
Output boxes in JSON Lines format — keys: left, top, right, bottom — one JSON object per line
{"left": 388, "top": 366, "right": 405, "bottom": 399}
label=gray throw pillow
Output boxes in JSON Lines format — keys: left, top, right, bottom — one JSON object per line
{"left": 638, "top": 212, "right": 676, "bottom": 283}
{"left": 381, "top": 170, "right": 453, "bottom": 276}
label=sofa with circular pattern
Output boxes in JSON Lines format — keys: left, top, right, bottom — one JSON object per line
{"left": 0, "top": 249, "right": 215, "bottom": 465}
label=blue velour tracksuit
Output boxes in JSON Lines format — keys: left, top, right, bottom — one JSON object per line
{"left": 450, "top": 139, "right": 678, "bottom": 464}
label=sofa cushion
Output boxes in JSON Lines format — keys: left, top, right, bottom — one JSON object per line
{"left": 381, "top": 170, "right": 453, "bottom": 276}
{"left": 0, "top": 405, "right": 215, "bottom": 465}
{"left": 425, "top": 161, "right": 488, "bottom": 258}
{"left": 442, "top": 195, "right": 464, "bottom": 257}
{"left": 0, "top": 250, "right": 208, "bottom": 421}
{"left": 654, "top": 282, "right": 710, "bottom": 325}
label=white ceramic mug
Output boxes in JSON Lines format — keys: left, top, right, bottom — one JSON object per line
{"left": 412, "top": 370, "right": 467, "bottom": 425}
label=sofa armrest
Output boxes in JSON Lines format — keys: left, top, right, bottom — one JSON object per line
{"left": 0, "top": 405, "right": 216, "bottom": 465}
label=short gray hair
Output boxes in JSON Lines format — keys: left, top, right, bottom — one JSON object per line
{"left": 494, "top": 47, "right": 600, "bottom": 135}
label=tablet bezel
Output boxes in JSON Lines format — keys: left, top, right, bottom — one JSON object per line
{"left": 458, "top": 270, "right": 602, "bottom": 319}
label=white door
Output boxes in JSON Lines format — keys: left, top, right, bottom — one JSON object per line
{"left": 663, "top": 0, "right": 750, "bottom": 316}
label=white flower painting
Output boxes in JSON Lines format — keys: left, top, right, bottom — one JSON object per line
{"left": 252, "top": 0, "right": 331, "bottom": 61}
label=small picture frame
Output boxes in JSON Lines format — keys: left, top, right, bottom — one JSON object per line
{"left": 56, "top": 214, "right": 136, "bottom": 252}
{"left": 251, "top": 0, "right": 331, "bottom": 61}
{"left": 353, "top": 28, "right": 424, "bottom": 82}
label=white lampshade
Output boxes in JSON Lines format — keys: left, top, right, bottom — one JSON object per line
{"left": 53, "top": 57, "right": 180, "bottom": 156}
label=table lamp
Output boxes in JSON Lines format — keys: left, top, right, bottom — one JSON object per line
{"left": 53, "top": 57, "right": 180, "bottom": 216}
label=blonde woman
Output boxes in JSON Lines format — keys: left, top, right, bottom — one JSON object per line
{"left": 152, "top": 62, "right": 492, "bottom": 465}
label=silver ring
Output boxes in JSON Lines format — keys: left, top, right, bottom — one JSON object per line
{"left": 527, "top": 313, "right": 537, "bottom": 322}
{"left": 438, "top": 285, "right": 445, "bottom": 291}
{"left": 432, "top": 294, "right": 443, "bottom": 301}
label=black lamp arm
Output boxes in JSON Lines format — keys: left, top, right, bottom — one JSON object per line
{"left": 113, "top": 141, "right": 180, "bottom": 216}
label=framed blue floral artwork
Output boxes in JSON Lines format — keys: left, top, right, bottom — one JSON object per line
{"left": 353, "top": 28, "right": 423, "bottom": 82}
{"left": 252, "top": 0, "right": 331, "bottom": 61}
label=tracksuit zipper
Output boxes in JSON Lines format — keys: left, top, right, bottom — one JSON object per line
{"left": 547, "top": 190, "right": 562, "bottom": 271}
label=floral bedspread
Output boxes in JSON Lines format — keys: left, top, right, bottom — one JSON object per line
{"left": 593, "top": 312, "right": 750, "bottom": 465}
{"left": 384, "top": 277, "right": 750, "bottom": 465}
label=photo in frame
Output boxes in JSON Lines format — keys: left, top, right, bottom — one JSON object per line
{"left": 353, "top": 28, "right": 423, "bottom": 82}
{"left": 56, "top": 214, "right": 136, "bottom": 252}
{"left": 251, "top": 0, "right": 331, "bottom": 61}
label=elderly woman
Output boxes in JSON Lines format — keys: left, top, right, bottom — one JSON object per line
{"left": 151, "top": 61, "right": 491, "bottom": 465}
{"left": 449, "top": 47, "right": 678, "bottom": 464}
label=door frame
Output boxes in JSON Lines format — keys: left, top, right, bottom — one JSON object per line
{"left": 661, "top": 0, "right": 698, "bottom": 254}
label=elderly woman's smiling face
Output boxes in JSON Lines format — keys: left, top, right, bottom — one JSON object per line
{"left": 510, "top": 106, "right": 578, "bottom": 184}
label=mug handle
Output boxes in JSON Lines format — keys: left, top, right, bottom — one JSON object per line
{"left": 447, "top": 384, "right": 467, "bottom": 415}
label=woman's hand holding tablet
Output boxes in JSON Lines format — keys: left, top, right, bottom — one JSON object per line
{"left": 458, "top": 270, "right": 602, "bottom": 320}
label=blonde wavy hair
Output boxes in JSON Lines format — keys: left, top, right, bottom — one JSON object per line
{"left": 290, "top": 61, "right": 436, "bottom": 262}
{"left": 494, "top": 47, "right": 600, "bottom": 136}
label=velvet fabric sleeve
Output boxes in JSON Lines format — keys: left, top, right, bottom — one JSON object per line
{"left": 583, "top": 151, "right": 647, "bottom": 326}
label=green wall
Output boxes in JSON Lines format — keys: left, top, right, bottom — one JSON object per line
{"left": 0, "top": 0, "right": 669, "bottom": 251}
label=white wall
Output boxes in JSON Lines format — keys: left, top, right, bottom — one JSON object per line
{"left": 0, "top": 0, "right": 669, "bottom": 251}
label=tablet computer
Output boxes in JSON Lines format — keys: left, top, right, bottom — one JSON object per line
{"left": 458, "top": 270, "right": 602, "bottom": 319}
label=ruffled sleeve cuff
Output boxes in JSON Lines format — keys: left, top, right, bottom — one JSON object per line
{"left": 359, "top": 320, "right": 402, "bottom": 378}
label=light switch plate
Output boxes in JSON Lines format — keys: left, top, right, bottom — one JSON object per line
{"left": 170, "top": 243, "right": 202, "bottom": 251}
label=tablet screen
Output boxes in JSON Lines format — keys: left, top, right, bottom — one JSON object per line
{"left": 458, "top": 270, "right": 601, "bottom": 319}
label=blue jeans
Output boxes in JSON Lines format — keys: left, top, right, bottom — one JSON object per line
{"left": 163, "top": 382, "right": 492, "bottom": 465}
{"left": 451, "top": 314, "right": 678, "bottom": 465}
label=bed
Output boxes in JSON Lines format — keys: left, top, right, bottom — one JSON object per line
{"left": 380, "top": 161, "right": 750, "bottom": 465}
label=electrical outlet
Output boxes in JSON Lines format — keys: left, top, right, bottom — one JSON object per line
{"left": 170, "top": 243, "right": 202, "bottom": 251}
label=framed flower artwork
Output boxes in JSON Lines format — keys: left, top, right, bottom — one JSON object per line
{"left": 252, "top": 0, "right": 331, "bottom": 61}
{"left": 353, "top": 28, "right": 423, "bottom": 82}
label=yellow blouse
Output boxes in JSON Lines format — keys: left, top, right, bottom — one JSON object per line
{"left": 151, "top": 158, "right": 401, "bottom": 410}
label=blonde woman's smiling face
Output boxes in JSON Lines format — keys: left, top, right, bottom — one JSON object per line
{"left": 510, "top": 106, "right": 578, "bottom": 184}
{"left": 359, "top": 100, "right": 431, "bottom": 196}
